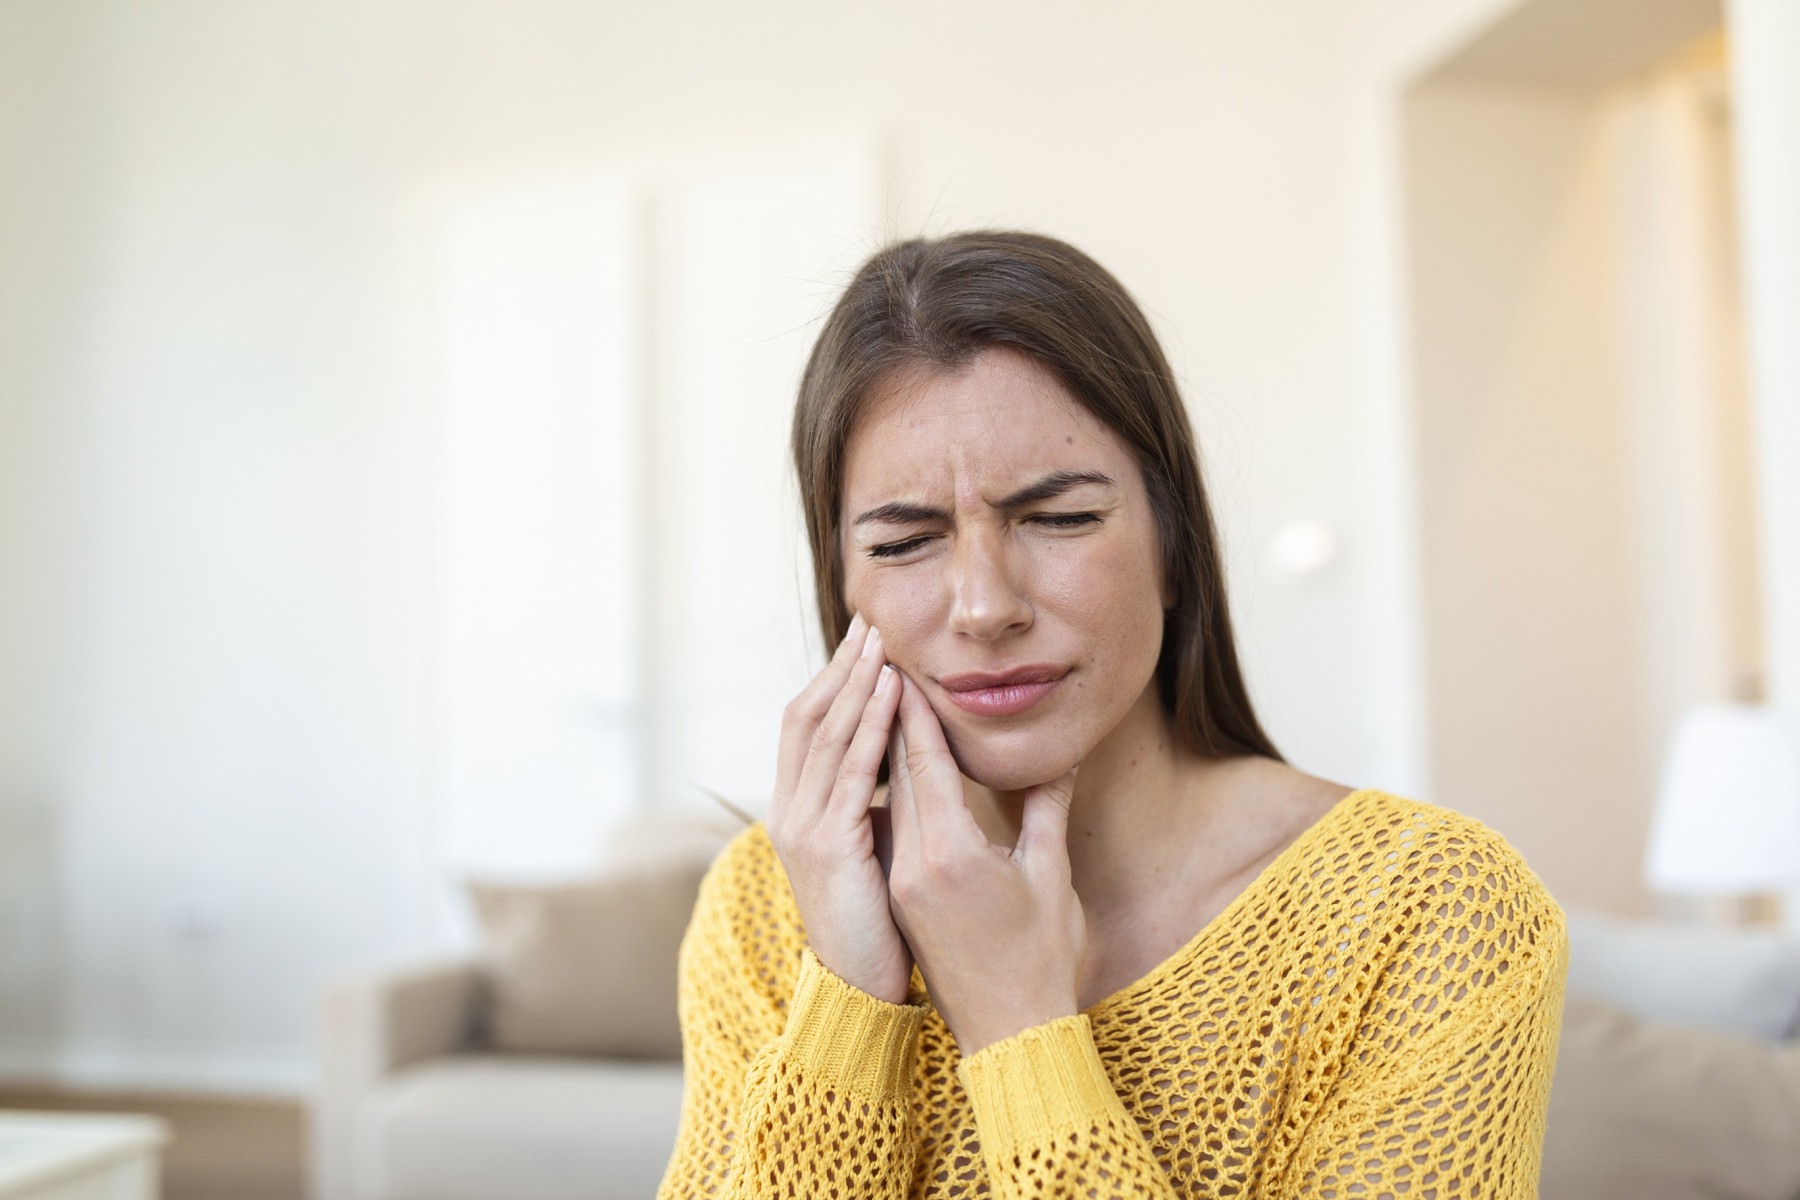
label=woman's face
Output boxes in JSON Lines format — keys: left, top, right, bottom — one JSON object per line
{"left": 840, "top": 347, "right": 1169, "bottom": 791}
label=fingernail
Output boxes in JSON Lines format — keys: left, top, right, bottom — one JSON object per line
{"left": 862, "top": 626, "right": 882, "bottom": 658}
{"left": 844, "top": 613, "right": 866, "bottom": 642}
{"left": 875, "top": 664, "right": 894, "bottom": 696}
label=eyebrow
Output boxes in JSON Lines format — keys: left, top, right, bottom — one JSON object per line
{"left": 850, "top": 469, "right": 1118, "bottom": 527}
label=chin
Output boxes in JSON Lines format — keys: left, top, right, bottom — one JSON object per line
{"left": 938, "top": 723, "right": 1087, "bottom": 793}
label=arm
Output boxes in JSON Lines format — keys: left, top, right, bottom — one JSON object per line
{"left": 656, "top": 831, "right": 926, "bottom": 1200}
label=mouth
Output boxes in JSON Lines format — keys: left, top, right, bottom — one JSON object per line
{"left": 935, "top": 664, "right": 1069, "bottom": 718}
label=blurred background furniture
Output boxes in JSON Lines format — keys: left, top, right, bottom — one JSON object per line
{"left": 1644, "top": 703, "right": 1800, "bottom": 924}
{"left": 1545, "top": 910, "right": 1800, "bottom": 1200}
{"left": 1545, "top": 996, "right": 1800, "bottom": 1200}
{"left": 0, "top": 1110, "right": 169, "bottom": 1200}
{"left": 311, "top": 814, "right": 733, "bottom": 1200}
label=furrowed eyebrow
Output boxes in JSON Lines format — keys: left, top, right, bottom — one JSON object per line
{"left": 996, "top": 469, "right": 1117, "bottom": 508}
{"left": 852, "top": 500, "right": 948, "bottom": 527}
{"left": 850, "top": 470, "right": 1117, "bottom": 527}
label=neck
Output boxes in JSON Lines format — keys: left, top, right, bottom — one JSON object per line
{"left": 962, "top": 683, "right": 1243, "bottom": 910}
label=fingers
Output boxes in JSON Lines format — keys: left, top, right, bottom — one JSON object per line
{"left": 895, "top": 674, "right": 979, "bottom": 839}
{"left": 1015, "top": 766, "right": 1079, "bottom": 871}
{"left": 826, "top": 662, "right": 901, "bottom": 820}
{"left": 790, "top": 626, "right": 897, "bottom": 826}
{"left": 886, "top": 720, "right": 919, "bottom": 858}
{"left": 774, "top": 613, "right": 867, "bottom": 800}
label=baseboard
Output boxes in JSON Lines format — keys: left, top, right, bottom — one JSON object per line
{"left": 0, "top": 1038, "right": 56, "bottom": 1085}
{"left": 0, "top": 1036, "right": 309, "bottom": 1099}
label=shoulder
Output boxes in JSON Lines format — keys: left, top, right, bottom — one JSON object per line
{"left": 1322, "top": 789, "right": 1569, "bottom": 1016}
{"left": 695, "top": 821, "right": 799, "bottom": 925}
{"left": 699, "top": 819, "right": 781, "bottom": 892}
{"left": 1335, "top": 790, "right": 1563, "bottom": 919}
{"left": 1266, "top": 789, "right": 1567, "bottom": 990}
{"left": 687, "top": 822, "right": 808, "bottom": 998}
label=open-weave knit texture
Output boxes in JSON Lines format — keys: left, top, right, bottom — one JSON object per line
{"left": 657, "top": 789, "right": 1568, "bottom": 1199}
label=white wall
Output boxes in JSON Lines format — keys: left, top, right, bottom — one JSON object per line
{"left": 0, "top": 1, "right": 433, "bottom": 1091}
{"left": 1612, "top": 46, "right": 1762, "bottom": 753}
{"left": 1727, "top": 0, "right": 1800, "bottom": 926}
{"left": 10, "top": 0, "right": 1752, "bottom": 1091}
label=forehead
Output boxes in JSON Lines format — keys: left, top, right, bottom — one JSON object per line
{"left": 841, "top": 349, "right": 1137, "bottom": 505}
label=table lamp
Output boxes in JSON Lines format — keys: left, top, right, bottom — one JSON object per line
{"left": 1644, "top": 703, "right": 1800, "bottom": 924}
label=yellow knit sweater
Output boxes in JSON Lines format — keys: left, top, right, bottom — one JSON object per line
{"left": 656, "top": 788, "right": 1568, "bottom": 1199}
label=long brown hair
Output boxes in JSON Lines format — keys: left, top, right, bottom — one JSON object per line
{"left": 791, "top": 230, "right": 1280, "bottom": 762}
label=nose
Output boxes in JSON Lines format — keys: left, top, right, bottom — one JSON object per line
{"left": 946, "top": 524, "right": 1034, "bottom": 641}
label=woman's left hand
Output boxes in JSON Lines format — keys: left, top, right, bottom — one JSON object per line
{"left": 884, "top": 671, "right": 1086, "bottom": 1057}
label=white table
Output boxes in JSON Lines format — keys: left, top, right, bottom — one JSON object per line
{"left": 0, "top": 1112, "right": 169, "bottom": 1200}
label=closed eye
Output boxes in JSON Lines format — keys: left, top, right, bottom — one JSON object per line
{"left": 867, "top": 513, "right": 1099, "bottom": 558}
{"left": 867, "top": 535, "right": 935, "bottom": 559}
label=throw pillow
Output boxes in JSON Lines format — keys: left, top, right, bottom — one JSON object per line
{"left": 467, "top": 859, "right": 709, "bottom": 1059}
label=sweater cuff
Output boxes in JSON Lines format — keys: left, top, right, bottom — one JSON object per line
{"left": 782, "top": 949, "right": 926, "bottom": 1102}
{"left": 956, "top": 1014, "right": 1128, "bottom": 1154}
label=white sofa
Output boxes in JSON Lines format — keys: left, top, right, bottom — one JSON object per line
{"left": 313, "top": 956, "right": 685, "bottom": 1200}
{"left": 312, "top": 831, "right": 1800, "bottom": 1200}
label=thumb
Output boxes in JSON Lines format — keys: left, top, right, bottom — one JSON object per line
{"left": 1015, "top": 764, "right": 1079, "bottom": 867}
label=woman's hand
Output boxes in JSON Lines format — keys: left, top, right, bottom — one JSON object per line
{"left": 884, "top": 672, "right": 1086, "bottom": 1056}
{"left": 766, "top": 614, "right": 913, "bottom": 1005}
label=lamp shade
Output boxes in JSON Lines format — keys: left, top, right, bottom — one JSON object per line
{"left": 1644, "top": 704, "right": 1800, "bottom": 894}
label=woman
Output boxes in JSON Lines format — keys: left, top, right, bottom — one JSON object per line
{"left": 657, "top": 231, "right": 1567, "bottom": 1199}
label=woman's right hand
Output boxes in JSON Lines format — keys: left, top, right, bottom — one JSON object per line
{"left": 766, "top": 613, "right": 912, "bottom": 1004}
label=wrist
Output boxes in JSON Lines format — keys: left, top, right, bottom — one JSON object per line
{"left": 808, "top": 944, "right": 913, "bottom": 1007}
{"left": 948, "top": 995, "right": 1079, "bottom": 1058}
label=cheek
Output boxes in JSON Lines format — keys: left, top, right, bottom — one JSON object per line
{"left": 843, "top": 565, "right": 940, "bottom": 670}
{"left": 1040, "top": 528, "right": 1165, "bottom": 652}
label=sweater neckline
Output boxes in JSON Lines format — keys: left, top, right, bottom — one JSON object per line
{"left": 1080, "top": 786, "right": 1380, "bottom": 1018}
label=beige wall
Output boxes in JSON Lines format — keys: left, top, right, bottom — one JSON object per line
{"left": 1406, "top": 81, "right": 1651, "bottom": 914}
{"left": 1403, "top": 13, "right": 1771, "bottom": 917}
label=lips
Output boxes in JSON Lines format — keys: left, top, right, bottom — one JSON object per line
{"left": 936, "top": 664, "right": 1068, "bottom": 718}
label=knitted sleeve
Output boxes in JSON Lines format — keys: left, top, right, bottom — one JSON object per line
{"left": 958, "top": 1015, "right": 1183, "bottom": 1200}
{"left": 1277, "top": 829, "right": 1570, "bottom": 1200}
{"left": 655, "top": 829, "right": 926, "bottom": 1200}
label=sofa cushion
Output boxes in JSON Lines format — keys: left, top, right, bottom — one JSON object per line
{"left": 467, "top": 859, "right": 707, "bottom": 1058}
{"left": 356, "top": 1055, "right": 685, "bottom": 1200}
{"left": 1541, "top": 995, "right": 1800, "bottom": 1200}
{"left": 1564, "top": 908, "right": 1800, "bottom": 1038}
